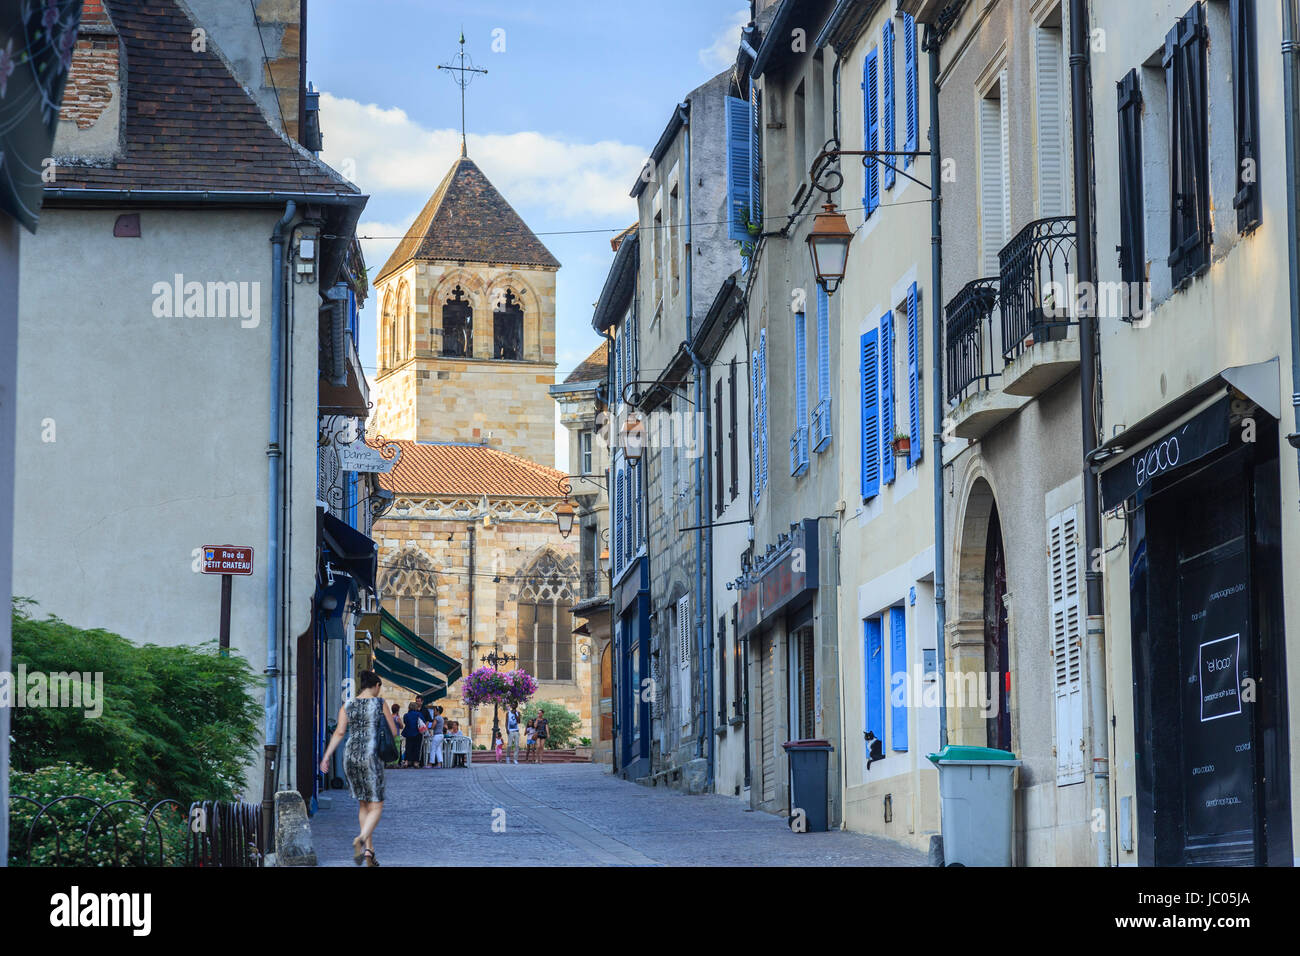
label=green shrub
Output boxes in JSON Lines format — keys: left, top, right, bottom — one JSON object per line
{"left": 8, "top": 763, "right": 189, "bottom": 867}
{"left": 10, "top": 600, "right": 261, "bottom": 805}
{"left": 522, "top": 703, "right": 581, "bottom": 749}
{"left": 578, "top": 737, "right": 592, "bottom": 748}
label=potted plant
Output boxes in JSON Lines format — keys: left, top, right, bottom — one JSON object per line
{"left": 892, "top": 431, "right": 911, "bottom": 458}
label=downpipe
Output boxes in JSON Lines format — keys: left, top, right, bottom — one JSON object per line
{"left": 1282, "top": 0, "right": 1300, "bottom": 500}
{"left": 684, "top": 341, "right": 715, "bottom": 790}
{"left": 1068, "top": 0, "right": 1111, "bottom": 867}
{"left": 263, "top": 200, "right": 296, "bottom": 845}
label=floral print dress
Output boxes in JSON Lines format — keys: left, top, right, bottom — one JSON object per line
{"left": 343, "top": 696, "right": 385, "bottom": 803}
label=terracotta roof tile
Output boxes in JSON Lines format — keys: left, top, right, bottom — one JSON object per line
{"left": 378, "top": 441, "right": 566, "bottom": 499}
{"left": 374, "top": 157, "right": 560, "bottom": 282}
{"left": 49, "top": 0, "right": 355, "bottom": 195}
{"left": 563, "top": 342, "right": 608, "bottom": 385}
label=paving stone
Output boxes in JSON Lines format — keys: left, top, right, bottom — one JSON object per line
{"left": 311, "top": 763, "right": 928, "bottom": 867}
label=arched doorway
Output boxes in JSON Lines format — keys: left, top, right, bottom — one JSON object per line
{"left": 983, "top": 504, "right": 1011, "bottom": 751}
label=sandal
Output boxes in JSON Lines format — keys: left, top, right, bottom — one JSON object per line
{"left": 363, "top": 848, "right": 378, "bottom": 867}
{"left": 352, "top": 836, "right": 365, "bottom": 865}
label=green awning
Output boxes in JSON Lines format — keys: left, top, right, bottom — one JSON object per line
{"left": 378, "top": 607, "right": 463, "bottom": 685}
{"left": 372, "top": 647, "right": 446, "bottom": 704}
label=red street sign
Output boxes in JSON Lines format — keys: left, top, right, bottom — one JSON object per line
{"left": 201, "top": 546, "right": 254, "bottom": 575}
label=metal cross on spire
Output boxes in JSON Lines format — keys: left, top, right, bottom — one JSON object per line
{"left": 436, "top": 32, "right": 488, "bottom": 157}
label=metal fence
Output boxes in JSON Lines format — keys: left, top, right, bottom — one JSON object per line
{"left": 944, "top": 277, "right": 1001, "bottom": 403}
{"left": 998, "top": 215, "right": 1077, "bottom": 361}
{"left": 8, "top": 795, "right": 265, "bottom": 867}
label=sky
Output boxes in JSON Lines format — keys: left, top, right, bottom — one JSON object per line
{"left": 308, "top": 0, "right": 750, "bottom": 467}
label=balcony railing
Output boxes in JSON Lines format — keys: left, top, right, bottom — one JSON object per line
{"left": 811, "top": 399, "right": 832, "bottom": 453}
{"left": 790, "top": 425, "right": 810, "bottom": 477}
{"left": 578, "top": 569, "right": 605, "bottom": 601}
{"left": 998, "top": 216, "right": 1077, "bottom": 362}
{"left": 944, "top": 277, "right": 1000, "bottom": 403}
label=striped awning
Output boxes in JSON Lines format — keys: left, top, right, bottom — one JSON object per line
{"left": 377, "top": 607, "right": 463, "bottom": 685}
{"left": 371, "top": 646, "right": 446, "bottom": 704}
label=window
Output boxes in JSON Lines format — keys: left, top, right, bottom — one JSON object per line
{"left": 889, "top": 608, "right": 908, "bottom": 752}
{"left": 677, "top": 594, "right": 692, "bottom": 728}
{"left": 1049, "top": 505, "right": 1084, "bottom": 785}
{"left": 879, "top": 311, "right": 895, "bottom": 486}
{"left": 381, "top": 290, "right": 396, "bottom": 369}
{"left": 493, "top": 289, "right": 523, "bottom": 360}
{"left": 396, "top": 284, "right": 411, "bottom": 363}
{"left": 517, "top": 551, "right": 576, "bottom": 682}
{"left": 1230, "top": 0, "right": 1261, "bottom": 232}
{"left": 732, "top": 606, "right": 744, "bottom": 718}
{"left": 580, "top": 431, "right": 593, "bottom": 475}
{"left": 442, "top": 285, "right": 473, "bottom": 358}
{"left": 380, "top": 549, "right": 440, "bottom": 668}
{"left": 882, "top": 20, "right": 896, "bottom": 191}
{"left": 670, "top": 181, "right": 681, "bottom": 298}
{"left": 1035, "top": 10, "right": 1069, "bottom": 217}
{"left": 715, "top": 377, "right": 725, "bottom": 515}
{"left": 904, "top": 13, "right": 919, "bottom": 166}
{"left": 728, "top": 358, "right": 739, "bottom": 500}
{"left": 905, "top": 282, "right": 923, "bottom": 469}
{"left": 653, "top": 204, "right": 664, "bottom": 305}
{"left": 725, "top": 95, "right": 753, "bottom": 240}
{"left": 717, "top": 614, "right": 728, "bottom": 722}
{"left": 791, "top": 310, "right": 809, "bottom": 477}
{"left": 979, "top": 70, "right": 1010, "bottom": 276}
{"left": 863, "top": 617, "right": 884, "bottom": 762}
{"left": 795, "top": 627, "right": 815, "bottom": 739}
{"left": 864, "top": 47, "right": 880, "bottom": 218}
{"left": 1117, "top": 69, "right": 1146, "bottom": 317}
{"left": 1165, "top": 2, "right": 1210, "bottom": 288}
{"left": 860, "top": 328, "right": 880, "bottom": 501}
{"left": 793, "top": 79, "right": 807, "bottom": 198}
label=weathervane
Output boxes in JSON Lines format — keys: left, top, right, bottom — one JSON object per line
{"left": 437, "top": 32, "right": 488, "bottom": 157}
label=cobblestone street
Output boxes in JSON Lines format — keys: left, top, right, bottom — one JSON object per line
{"left": 312, "top": 763, "right": 929, "bottom": 867}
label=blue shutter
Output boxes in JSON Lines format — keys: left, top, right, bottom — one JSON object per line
{"left": 864, "top": 618, "right": 884, "bottom": 755}
{"left": 750, "top": 79, "right": 762, "bottom": 238}
{"left": 864, "top": 49, "right": 879, "bottom": 218}
{"left": 907, "top": 281, "right": 922, "bottom": 468}
{"left": 724, "top": 96, "right": 753, "bottom": 241}
{"left": 792, "top": 312, "right": 809, "bottom": 476}
{"left": 816, "top": 284, "right": 831, "bottom": 400}
{"left": 904, "top": 13, "right": 919, "bottom": 167}
{"left": 753, "top": 346, "right": 763, "bottom": 503}
{"left": 890, "top": 608, "right": 908, "bottom": 752}
{"left": 880, "top": 313, "right": 895, "bottom": 485}
{"left": 615, "top": 469, "right": 625, "bottom": 569}
{"left": 882, "top": 21, "right": 896, "bottom": 191}
{"left": 859, "top": 329, "right": 880, "bottom": 500}
{"left": 759, "top": 329, "right": 769, "bottom": 490}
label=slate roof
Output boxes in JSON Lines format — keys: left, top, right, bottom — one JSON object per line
{"left": 378, "top": 441, "right": 566, "bottom": 499}
{"left": 563, "top": 342, "right": 608, "bottom": 385}
{"left": 49, "top": 0, "right": 356, "bottom": 195}
{"left": 374, "top": 157, "right": 560, "bottom": 283}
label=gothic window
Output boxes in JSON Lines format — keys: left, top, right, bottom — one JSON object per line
{"left": 493, "top": 289, "right": 524, "bottom": 361}
{"left": 381, "top": 291, "right": 396, "bottom": 369}
{"left": 515, "top": 549, "right": 576, "bottom": 681}
{"left": 397, "top": 285, "right": 412, "bottom": 362}
{"left": 379, "top": 549, "right": 439, "bottom": 651}
{"left": 442, "top": 286, "right": 473, "bottom": 358}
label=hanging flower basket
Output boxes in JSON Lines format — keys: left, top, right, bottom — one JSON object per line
{"left": 502, "top": 669, "right": 539, "bottom": 708}
{"left": 892, "top": 433, "right": 911, "bottom": 458}
{"left": 461, "top": 667, "right": 510, "bottom": 708}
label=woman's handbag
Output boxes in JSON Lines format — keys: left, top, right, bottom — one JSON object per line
{"left": 376, "top": 706, "right": 399, "bottom": 763}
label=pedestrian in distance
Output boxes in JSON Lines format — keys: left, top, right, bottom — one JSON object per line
{"left": 533, "top": 709, "right": 549, "bottom": 764}
{"left": 493, "top": 729, "right": 504, "bottom": 762}
{"left": 401, "top": 701, "right": 427, "bottom": 768}
{"left": 430, "top": 705, "right": 446, "bottom": 769}
{"left": 320, "top": 669, "right": 399, "bottom": 867}
{"left": 525, "top": 719, "right": 536, "bottom": 761}
{"left": 505, "top": 705, "right": 522, "bottom": 764}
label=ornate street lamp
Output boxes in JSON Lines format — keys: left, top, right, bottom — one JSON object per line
{"left": 622, "top": 417, "right": 645, "bottom": 465}
{"left": 555, "top": 499, "right": 577, "bottom": 538}
{"left": 806, "top": 202, "right": 853, "bottom": 296}
{"left": 483, "top": 646, "right": 518, "bottom": 750}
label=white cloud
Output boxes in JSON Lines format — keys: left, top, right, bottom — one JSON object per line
{"left": 698, "top": 8, "right": 748, "bottom": 71}
{"left": 318, "top": 93, "right": 643, "bottom": 222}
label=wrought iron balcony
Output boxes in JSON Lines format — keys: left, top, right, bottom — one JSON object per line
{"left": 944, "top": 277, "right": 1000, "bottom": 403}
{"left": 998, "top": 216, "right": 1076, "bottom": 362}
{"left": 811, "top": 399, "right": 832, "bottom": 453}
{"left": 790, "top": 425, "right": 810, "bottom": 477}
{"left": 578, "top": 569, "right": 606, "bottom": 601}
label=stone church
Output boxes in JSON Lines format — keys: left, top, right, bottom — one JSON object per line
{"left": 368, "top": 150, "right": 588, "bottom": 745}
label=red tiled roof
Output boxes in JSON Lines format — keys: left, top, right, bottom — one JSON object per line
{"left": 379, "top": 441, "right": 566, "bottom": 499}
{"left": 374, "top": 156, "right": 560, "bottom": 282}
{"left": 49, "top": 0, "right": 356, "bottom": 195}
{"left": 563, "top": 342, "right": 608, "bottom": 385}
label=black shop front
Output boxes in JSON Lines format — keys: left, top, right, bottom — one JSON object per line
{"left": 1098, "top": 363, "right": 1291, "bottom": 866}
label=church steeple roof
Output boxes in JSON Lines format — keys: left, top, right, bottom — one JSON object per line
{"left": 374, "top": 157, "right": 560, "bottom": 283}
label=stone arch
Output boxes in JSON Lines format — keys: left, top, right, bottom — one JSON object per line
{"left": 395, "top": 280, "right": 412, "bottom": 363}
{"left": 380, "top": 287, "right": 396, "bottom": 371}
{"left": 431, "top": 270, "right": 485, "bottom": 359}
{"left": 484, "top": 272, "right": 542, "bottom": 361}
{"left": 949, "top": 460, "right": 1009, "bottom": 749}
{"left": 512, "top": 547, "right": 579, "bottom": 682}
{"left": 380, "top": 546, "right": 441, "bottom": 644}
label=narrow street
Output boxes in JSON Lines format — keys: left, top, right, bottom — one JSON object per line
{"left": 313, "top": 764, "right": 927, "bottom": 867}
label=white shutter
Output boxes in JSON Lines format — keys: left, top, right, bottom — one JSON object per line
{"left": 979, "top": 80, "right": 1007, "bottom": 276}
{"left": 1035, "top": 26, "right": 1066, "bottom": 217}
{"left": 677, "top": 595, "right": 692, "bottom": 728}
{"left": 1050, "top": 505, "right": 1085, "bottom": 785}
{"left": 1000, "top": 71, "right": 1010, "bottom": 248}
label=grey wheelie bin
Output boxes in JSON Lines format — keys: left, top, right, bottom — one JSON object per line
{"left": 927, "top": 745, "right": 1021, "bottom": 866}
{"left": 782, "top": 739, "right": 834, "bottom": 832}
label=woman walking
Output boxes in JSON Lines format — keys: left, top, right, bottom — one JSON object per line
{"left": 429, "top": 705, "right": 446, "bottom": 769}
{"left": 320, "top": 670, "right": 399, "bottom": 866}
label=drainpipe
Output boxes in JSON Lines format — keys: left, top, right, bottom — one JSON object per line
{"left": 1282, "top": 0, "right": 1300, "bottom": 501}
{"left": 1068, "top": 0, "right": 1111, "bottom": 868}
{"left": 684, "top": 342, "right": 715, "bottom": 790}
{"left": 263, "top": 200, "right": 296, "bottom": 843}
{"left": 924, "top": 27, "right": 949, "bottom": 751}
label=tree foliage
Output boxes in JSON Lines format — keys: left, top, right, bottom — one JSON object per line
{"left": 522, "top": 702, "right": 580, "bottom": 750}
